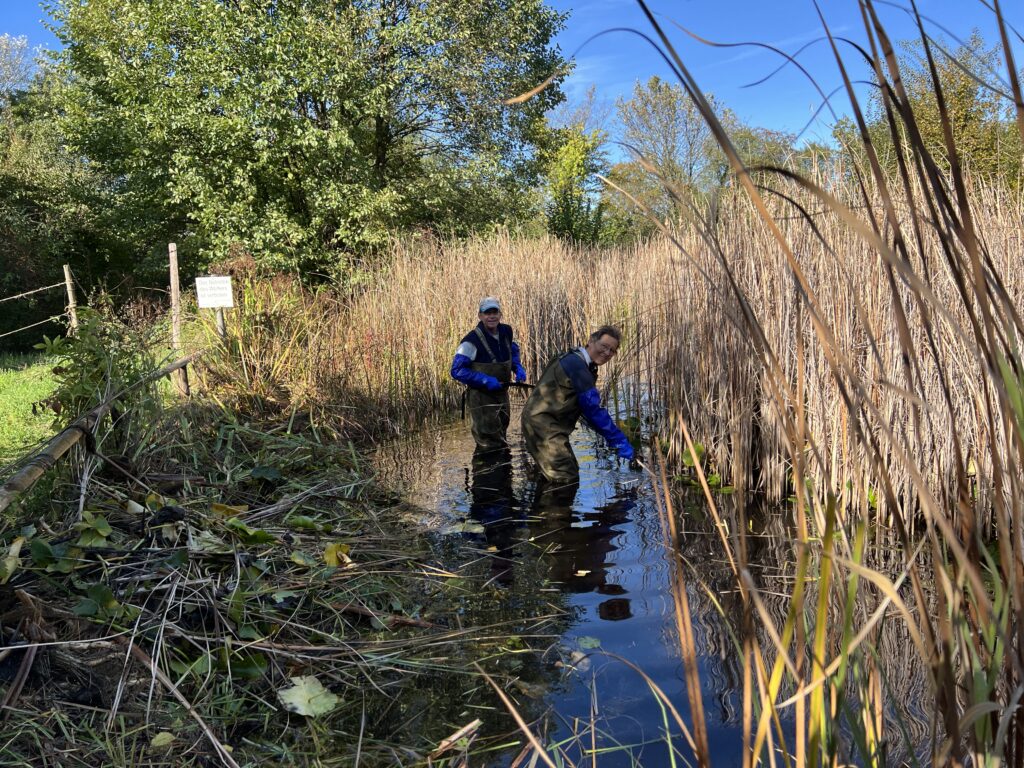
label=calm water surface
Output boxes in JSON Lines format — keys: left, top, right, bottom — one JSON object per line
{"left": 374, "top": 405, "right": 927, "bottom": 766}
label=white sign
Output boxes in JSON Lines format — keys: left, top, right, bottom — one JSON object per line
{"left": 195, "top": 276, "right": 234, "bottom": 308}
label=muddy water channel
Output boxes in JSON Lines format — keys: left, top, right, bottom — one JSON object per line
{"left": 374, "top": 406, "right": 930, "bottom": 766}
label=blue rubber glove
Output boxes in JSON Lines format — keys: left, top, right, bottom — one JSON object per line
{"left": 451, "top": 354, "right": 502, "bottom": 391}
{"left": 511, "top": 342, "right": 527, "bottom": 383}
{"left": 578, "top": 387, "right": 634, "bottom": 459}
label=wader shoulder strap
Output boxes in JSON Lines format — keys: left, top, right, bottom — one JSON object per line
{"left": 474, "top": 327, "right": 505, "bottom": 363}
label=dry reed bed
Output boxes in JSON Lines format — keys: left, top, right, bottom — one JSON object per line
{"left": 651, "top": 182, "right": 1024, "bottom": 517}
{"left": 317, "top": 182, "right": 1021, "bottom": 523}
{"left": 214, "top": 191, "right": 1023, "bottom": 521}
{"left": 678, "top": 499, "right": 933, "bottom": 763}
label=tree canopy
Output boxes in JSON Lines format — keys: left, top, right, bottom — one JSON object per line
{"left": 48, "top": 0, "right": 567, "bottom": 275}
{"left": 834, "top": 31, "right": 1022, "bottom": 185}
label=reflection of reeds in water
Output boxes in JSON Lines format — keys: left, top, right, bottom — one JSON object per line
{"left": 675, "top": 492, "right": 933, "bottom": 764}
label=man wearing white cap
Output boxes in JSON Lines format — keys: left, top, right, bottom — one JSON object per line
{"left": 450, "top": 297, "right": 528, "bottom": 450}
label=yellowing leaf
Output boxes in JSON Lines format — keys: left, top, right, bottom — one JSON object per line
{"left": 211, "top": 502, "right": 249, "bottom": 516}
{"left": 0, "top": 537, "right": 25, "bottom": 585}
{"left": 323, "top": 542, "right": 352, "bottom": 568}
{"left": 277, "top": 675, "right": 340, "bottom": 717}
{"left": 190, "top": 530, "right": 229, "bottom": 553}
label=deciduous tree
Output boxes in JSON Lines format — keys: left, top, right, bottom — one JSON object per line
{"left": 49, "top": 0, "right": 566, "bottom": 275}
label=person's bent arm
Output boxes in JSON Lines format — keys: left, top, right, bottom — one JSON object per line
{"left": 511, "top": 341, "right": 527, "bottom": 383}
{"left": 451, "top": 353, "right": 503, "bottom": 391}
{"left": 578, "top": 388, "right": 634, "bottom": 460}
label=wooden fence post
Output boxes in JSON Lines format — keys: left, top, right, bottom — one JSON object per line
{"left": 168, "top": 243, "right": 190, "bottom": 397}
{"left": 215, "top": 307, "right": 227, "bottom": 341}
{"left": 63, "top": 264, "right": 78, "bottom": 333}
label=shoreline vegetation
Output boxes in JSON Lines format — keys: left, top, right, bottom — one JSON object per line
{"left": 2, "top": 1, "right": 1024, "bottom": 766}
{"left": 0, "top": 392, "right": 570, "bottom": 766}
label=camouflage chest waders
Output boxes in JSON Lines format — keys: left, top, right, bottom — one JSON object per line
{"left": 520, "top": 351, "right": 592, "bottom": 483}
{"left": 466, "top": 330, "right": 512, "bottom": 450}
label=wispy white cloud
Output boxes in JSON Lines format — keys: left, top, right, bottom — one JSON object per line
{"left": 697, "top": 25, "right": 852, "bottom": 71}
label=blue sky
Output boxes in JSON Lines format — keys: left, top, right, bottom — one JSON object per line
{"left": 546, "top": 0, "right": 1024, "bottom": 144}
{"left": 4, "top": 0, "right": 1022, "bottom": 144}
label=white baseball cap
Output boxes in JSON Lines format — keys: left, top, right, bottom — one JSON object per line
{"left": 478, "top": 297, "right": 501, "bottom": 313}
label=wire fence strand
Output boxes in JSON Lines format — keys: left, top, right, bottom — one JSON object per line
{"left": 0, "top": 282, "right": 66, "bottom": 304}
{"left": 0, "top": 314, "right": 67, "bottom": 341}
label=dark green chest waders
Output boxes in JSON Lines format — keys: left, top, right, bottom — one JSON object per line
{"left": 520, "top": 351, "right": 591, "bottom": 484}
{"left": 465, "top": 329, "right": 512, "bottom": 451}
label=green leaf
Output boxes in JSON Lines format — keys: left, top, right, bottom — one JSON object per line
{"left": 72, "top": 598, "right": 99, "bottom": 617}
{"left": 150, "top": 732, "right": 175, "bottom": 748}
{"left": 238, "top": 624, "right": 262, "bottom": 640}
{"left": 91, "top": 515, "right": 113, "bottom": 537}
{"left": 277, "top": 675, "right": 340, "bottom": 717}
{"left": 225, "top": 517, "right": 276, "bottom": 545}
{"left": 290, "top": 550, "right": 317, "bottom": 568}
{"left": 86, "top": 583, "right": 119, "bottom": 611}
{"left": 250, "top": 466, "right": 283, "bottom": 482}
{"left": 223, "top": 651, "right": 268, "bottom": 680}
{"left": 682, "top": 442, "right": 705, "bottom": 468}
{"left": 190, "top": 530, "right": 230, "bottom": 553}
{"left": 170, "top": 652, "right": 212, "bottom": 679}
{"left": 577, "top": 635, "right": 601, "bottom": 650}
{"left": 76, "top": 529, "right": 108, "bottom": 548}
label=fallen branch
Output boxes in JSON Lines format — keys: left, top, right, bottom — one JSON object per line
{"left": 429, "top": 718, "right": 482, "bottom": 758}
{"left": 0, "top": 354, "right": 199, "bottom": 514}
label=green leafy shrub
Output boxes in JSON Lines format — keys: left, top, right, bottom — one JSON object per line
{"left": 36, "top": 305, "right": 160, "bottom": 450}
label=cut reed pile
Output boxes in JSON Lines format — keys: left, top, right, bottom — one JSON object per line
{"left": 0, "top": 402, "right": 564, "bottom": 766}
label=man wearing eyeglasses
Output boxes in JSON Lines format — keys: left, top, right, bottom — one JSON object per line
{"left": 451, "top": 296, "right": 528, "bottom": 451}
{"left": 521, "top": 325, "right": 634, "bottom": 485}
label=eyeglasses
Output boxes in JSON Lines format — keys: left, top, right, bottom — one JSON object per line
{"left": 595, "top": 341, "right": 618, "bottom": 357}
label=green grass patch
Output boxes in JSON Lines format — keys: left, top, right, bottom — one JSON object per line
{"left": 0, "top": 352, "right": 56, "bottom": 464}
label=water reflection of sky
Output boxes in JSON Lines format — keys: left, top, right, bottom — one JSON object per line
{"left": 375, "top": 405, "right": 751, "bottom": 767}
{"left": 374, "top": 405, "right": 929, "bottom": 766}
